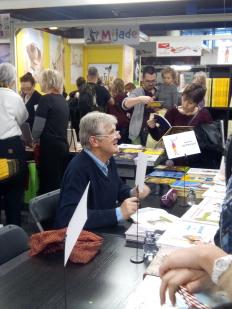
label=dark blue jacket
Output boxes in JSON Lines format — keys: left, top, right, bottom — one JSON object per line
{"left": 55, "top": 151, "right": 131, "bottom": 229}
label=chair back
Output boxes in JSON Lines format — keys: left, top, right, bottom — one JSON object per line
{"left": 29, "top": 189, "right": 60, "bottom": 232}
{"left": 0, "top": 225, "right": 28, "bottom": 265}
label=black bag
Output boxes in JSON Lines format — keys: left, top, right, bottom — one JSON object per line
{"left": 78, "top": 83, "right": 99, "bottom": 118}
{"left": 194, "top": 121, "right": 223, "bottom": 153}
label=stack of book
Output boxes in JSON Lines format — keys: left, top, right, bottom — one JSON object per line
{"left": 125, "top": 208, "right": 179, "bottom": 243}
{"left": 204, "top": 77, "right": 230, "bottom": 107}
{"left": 145, "top": 165, "right": 189, "bottom": 185}
{"left": 170, "top": 168, "right": 219, "bottom": 197}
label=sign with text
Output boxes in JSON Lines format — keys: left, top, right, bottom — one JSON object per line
{"left": 156, "top": 41, "right": 201, "bottom": 57}
{"left": 84, "top": 25, "right": 139, "bottom": 45}
{"left": 163, "top": 131, "right": 200, "bottom": 159}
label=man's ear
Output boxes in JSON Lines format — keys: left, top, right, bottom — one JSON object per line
{"left": 89, "top": 136, "right": 99, "bottom": 148}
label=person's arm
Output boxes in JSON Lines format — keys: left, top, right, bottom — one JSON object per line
{"left": 15, "top": 96, "right": 29, "bottom": 125}
{"left": 159, "top": 245, "right": 228, "bottom": 305}
{"left": 123, "top": 95, "right": 154, "bottom": 109}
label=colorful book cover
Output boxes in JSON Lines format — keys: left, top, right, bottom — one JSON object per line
{"left": 171, "top": 180, "right": 203, "bottom": 188}
{"left": 145, "top": 177, "right": 177, "bottom": 185}
{"left": 154, "top": 165, "right": 190, "bottom": 172}
{"left": 147, "top": 170, "right": 184, "bottom": 179}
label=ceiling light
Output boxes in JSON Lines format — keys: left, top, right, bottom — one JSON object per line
{"left": 170, "top": 65, "right": 192, "bottom": 71}
{"left": 49, "top": 26, "right": 58, "bottom": 30}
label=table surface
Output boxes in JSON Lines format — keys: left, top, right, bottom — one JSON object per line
{"left": 0, "top": 233, "right": 146, "bottom": 309}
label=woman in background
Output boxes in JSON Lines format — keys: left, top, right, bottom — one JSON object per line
{"left": 32, "top": 69, "right": 69, "bottom": 194}
{"left": 20, "top": 72, "right": 41, "bottom": 130}
{"left": 147, "top": 83, "right": 212, "bottom": 141}
{"left": 0, "top": 63, "right": 28, "bottom": 225}
{"left": 108, "top": 78, "right": 130, "bottom": 143}
{"left": 192, "top": 71, "right": 207, "bottom": 108}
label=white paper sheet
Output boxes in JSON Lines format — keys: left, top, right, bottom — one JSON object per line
{"left": 64, "top": 182, "right": 89, "bottom": 266}
{"left": 135, "top": 152, "right": 147, "bottom": 192}
{"left": 163, "top": 131, "right": 200, "bottom": 159}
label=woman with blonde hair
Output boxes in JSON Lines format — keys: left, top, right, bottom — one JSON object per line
{"left": 32, "top": 69, "right": 69, "bottom": 194}
{"left": 108, "top": 78, "right": 130, "bottom": 143}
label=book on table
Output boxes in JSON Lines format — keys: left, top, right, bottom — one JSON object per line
{"left": 181, "top": 197, "right": 223, "bottom": 226}
{"left": 125, "top": 208, "right": 179, "bottom": 243}
{"left": 157, "top": 219, "right": 218, "bottom": 249}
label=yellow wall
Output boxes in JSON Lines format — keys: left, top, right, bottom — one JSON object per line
{"left": 16, "top": 28, "right": 134, "bottom": 94}
{"left": 83, "top": 44, "right": 124, "bottom": 78}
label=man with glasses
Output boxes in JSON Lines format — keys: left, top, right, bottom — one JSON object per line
{"left": 122, "top": 66, "right": 157, "bottom": 146}
{"left": 55, "top": 111, "right": 150, "bottom": 229}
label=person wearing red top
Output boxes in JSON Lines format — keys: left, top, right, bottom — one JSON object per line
{"left": 147, "top": 83, "right": 212, "bottom": 141}
{"left": 108, "top": 78, "right": 131, "bottom": 143}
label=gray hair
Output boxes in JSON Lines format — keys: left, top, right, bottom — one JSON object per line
{"left": 79, "top": 111, "right": 117, "bottom": 149}
{"left": 193, "top": 71, "right": 207, "bottom": 87}
{"left": 0, "top": 62, "right": 16, "bottom": 87}
{"left": 39, "top": 69, "right": 63, "bottom": 93}
{"left": 88, "top": 66, "right": 98, "bottom": 77}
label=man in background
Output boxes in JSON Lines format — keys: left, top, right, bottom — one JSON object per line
{"left": 87, "top": 66, "right": 114, "bottom": 112}
{"left": 122, "top": 66, "right": 157, "bottom": 146}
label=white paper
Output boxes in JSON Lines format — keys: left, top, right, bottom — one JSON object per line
{"left": 163, "top": 131, "right": 200, "bottom": 159}
{"left": 135, "top": 152, "right": 147, "bottom": 192}
{"left": 64, "top": 182, "right": 89, "bottom": 266}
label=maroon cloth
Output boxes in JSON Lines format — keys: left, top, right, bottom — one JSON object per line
{"left": 108, "top": 93, "right": 129, "bottom": 128}
{"left": 149, "top": 107, "right": 213, "bottom": 141}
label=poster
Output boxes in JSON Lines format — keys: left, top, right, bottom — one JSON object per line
{"left": 49, "top": 34, "right": 64, "bottom": 77}
{"left": 217, "top": 41, "right": 232, "bottom": 64}
{"left": 20, "top": 28, "right": 44, "bottom": 81}
{"left": 157, "top": 41, "right": 202, "bottom": 57}
{"left": 123, "top": 46, "right": 134, "bottom": 84}
{"left": 71, "top": 45, "right": 83, "bottom": 84}
{"left": 0, "top": 44, "right": 10, "bottom": 63}
{"left": 0, "top": 14, "right": 10, "bottom": 38}
{"left": 88, "top": 63, "right": 118, "bottom": 86}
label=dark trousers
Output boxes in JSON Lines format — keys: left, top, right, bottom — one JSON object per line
{"left": 38, "top": 136, "right": 68, "bottom": 195}
{"left": 0, "top": 136, "right": 26, "bottom": 225}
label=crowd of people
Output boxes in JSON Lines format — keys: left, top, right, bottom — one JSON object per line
{"left": 1, "top": 61, "right": 231, "bottom": 306}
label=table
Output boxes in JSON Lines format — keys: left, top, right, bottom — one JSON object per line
{"left": 0, "top": 234, "right": 146, "bottom": 309}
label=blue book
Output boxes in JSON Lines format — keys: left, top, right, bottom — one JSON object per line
{"left": 147, "top": 170, "right": 184, "bottom": 179}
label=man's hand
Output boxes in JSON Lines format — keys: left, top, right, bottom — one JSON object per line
{"left": 120, "top": 197, "right": 138, "bottom": 220}
{"left": 138, "top": 95, "right": 154, "bottom": 105}
{"left": 131, "top": 185, "right": 151, "bottom": 200}
{"left": 147, "top": 118, "right": 156, "bottom": 129}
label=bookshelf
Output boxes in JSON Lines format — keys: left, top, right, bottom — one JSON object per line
{"left": 205, "top": 65, "right": 232, "bottom": 138}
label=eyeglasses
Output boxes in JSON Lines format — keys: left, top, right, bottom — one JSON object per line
{"left": 94, "top": 130, "right": 120, "bottom": 139}
{"left": 144, "top": 79, "right": 156, "bottom": 84}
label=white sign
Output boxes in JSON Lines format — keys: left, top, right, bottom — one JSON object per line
{"left": 135, "top": 152, "right": 147, "bottom": 192}
{"left": 163, "top": 131, "right": 200, "bottom": 159}
{"left": 64, "top": 182, "right": 89, "bottom": 266}
{"left": 84, "top": 25, "right": 139, "bottom": 45}
{"left": 217, "top": 41, "right": 232, "bottom": 64}
{"left": 156, "top": 41, "right": 201, "bottom": 57}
